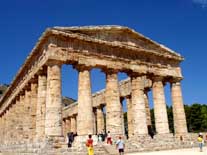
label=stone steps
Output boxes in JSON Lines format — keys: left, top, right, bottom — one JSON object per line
{"left": 101, "top": 144, "right": 118, "bottom": 155}
{"left": 0, "top": 134, "right": 199, "bottom": 155}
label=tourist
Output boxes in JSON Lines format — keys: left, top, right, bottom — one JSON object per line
{"left": 98, "top": 133, "right": 102, "bottom": 142}
{"left": 68, "top": 132, "right": 74, "bottom": 147}
{"left": 148, "top": 125, "right": 155, "bottom": 139}
{"left": 107, "top": 131, "right": 112, "bottom": 145}
{"left": 86, "top": 134, "right": 94, "bottom": 155}
{"left": 116, "top": 136, "right": 125, "bottom": 155}
{"left": 197, "top": 133, "right": 204, "bottom": 152}
{"left": 66, "top": 132, "right": 71, "bottom": 147}
{"left": 102, "top": 130, "right": 106, "bottom": 142}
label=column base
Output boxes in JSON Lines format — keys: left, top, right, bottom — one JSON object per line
{"left": 128, "top": 134, "right": 151, "bottom": 142}
{"left": 153, "top": 133, "right": 174, "bottom": 143}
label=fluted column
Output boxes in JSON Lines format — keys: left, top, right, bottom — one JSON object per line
{"left": 15, "top": 98, "right": 22, "bottom": 142}
{"left": 126, "top": 95, "right": 133, "bottom": 137}
{"left": 19, "top": 95, "right": 25, "bottom": 140}
{"left": 65, "top": 118, "right": 71, "bottom": 133}
{"left": 77, "top": 66, "right": 93, "bottom": 135}
{"left": 24, "top": 90, "right": 31, "bottom": 140}
{"left": 11, "top": 103, "right": 18, "bottom": 141}
{"left": 152, "top": 76, "right": 169, "bottom": 134}
{"left": 0, "top": 116, "right": 2, "bottom": 144}
{"left": 62, "top": 119, "right": 66, "bottom": 137}
{"left": 171, "top": 79, "right": 188, "bottom": 135}
{"left": 131, "top": 75, "right": 148, "bottom": 135}
{"left": 105, "top": 70, "right": 123, "bottom": 136}
{"left": 6, "top": 108, "right": 11, "bottom": 143}
{"left": 45, "top": 64, "right": 62, "bottom": 136}
{"left": 36, "top": 74, "right": 47, "bottom": 140}
{"left": 144, "top": 90, "right": 151, "bottom": 126}
{"left": 5, "top": 109, "right": 10, "bottom": 144}
{"left": 2, "top": 113, "right": 6, "bottom": 144}
{"left": 71, "top": 115, "right": 76, "bottom": 133}
{"left": 30, "top": 83, "right": 38, "bottom": 140}
{"left": 93, "top": 109, "right": 97, "bottom": 134}
{"left": 10, "top": 106, "right": 16, "bottom": 143}
{"left": 96, "top": 106, "right": 104, "bottom": 134}
{"left": 4, "top": 111, "right": 8, "bottom": 144}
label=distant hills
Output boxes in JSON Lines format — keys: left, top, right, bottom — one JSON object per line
{"left": 0, "top": 84, "right": 9, "bottom": 99}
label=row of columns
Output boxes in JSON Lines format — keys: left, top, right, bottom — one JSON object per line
{"left": 62, "top": 66, "right": 187, "bottom": 139}
{"left": 0, "top": 62, "right": 187, "bottom": 145}
{"left": 0, "top": 63, "right": 63, "bottom": 144}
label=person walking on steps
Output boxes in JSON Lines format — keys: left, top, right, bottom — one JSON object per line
{"left": 86, "top": 134, "right": 94, "bottom": 155}
{"left": 198, "top": 133, "right": 204, "bottom": 152}
{"left": 107, "top": 131, "right": 112, "bottom": 145}
{"left": 116, "top": 136, "right": 125, "bottom": 155}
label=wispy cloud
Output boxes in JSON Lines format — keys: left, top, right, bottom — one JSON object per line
{"left": 192, "top": 0, "right": 207, "bottom": 8}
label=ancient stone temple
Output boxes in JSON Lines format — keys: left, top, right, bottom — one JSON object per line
{"left": 0, "top": 26, "right": 194, "bottom": 155}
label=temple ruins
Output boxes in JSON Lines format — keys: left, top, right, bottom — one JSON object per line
{"left": 0, "top": 26, "right": 196, "bottom": 154}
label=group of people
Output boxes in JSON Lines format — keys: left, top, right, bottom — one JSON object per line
{"left": 86, "top": 131, "right": 125, "bottom": 155}
{"left": 68, "top": 131, "right": 207, "bottom": 154}
{"left": 97, "top": 130, "right": 113, "bottom": 144}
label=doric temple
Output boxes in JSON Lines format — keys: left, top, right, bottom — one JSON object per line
{"left": 0, "top": 26, "right": 196, "bottom": 154}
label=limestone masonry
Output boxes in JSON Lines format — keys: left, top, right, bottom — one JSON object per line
{"left": 0, "top": 26, "right": 196, "bottom": 155}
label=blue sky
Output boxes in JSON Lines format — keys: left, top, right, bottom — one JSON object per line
{"left": 0, "top": 0, "right": 206, "bottom": 107}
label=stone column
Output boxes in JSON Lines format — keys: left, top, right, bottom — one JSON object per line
{"left": 171, "top": 79, "right": 188, "bottom": 135}
{"left": 45, "top": 64, "right": 62, "bottom": 137}
{"left": 6, "top": 108, "right": 11, "bottom": 143}
{"left": 4, "top": 110, "right": 8, "bottom": 144}
{"left": 65, "top": 118, "right": 71, "bottom": 133}
{"left": 19, "top": 95, "right": 25, "bottom": 140}
{"left": 36, "top": 74, "right": 47, "bottom": 140}
{"left": 11, "top": 103, "right": 17, "bottom": 141}
{"left": 96, "top": 106, "right": 104, "bottom": 134}
{"left": 93, "top": 109, "right": 97, "bottom": 135}
{"left": 71, "top": 115, "right": 76, "bottom": 133}
{"left": 30, "top": 83, "right": 38, "bottom": 140}
{"left": 120, "top": 98, "right": 125, "bottom": 135}
{"left": 77, "top": 66, "right": 94, "bottom": 135}
{"left": 23, "top": 90, "right": 31, "bottom": 140}
{"left": 15, "top": 98, "right": 22, "bottom": 142}
{"left": 2, "top": 113, "right": 6, "bottom": 144}
{"left": 131, "top": 75, "right": 148, "bottom": 135}
{"left": 152, "top": 76, "right": 169, "bottom": 134}
{"left": 10, "top": 106, "right": 15, "bottom": 143}
{"left": 105, "top": 70, "right": 123, "bottom": 136}
{"left": 126, "top": 95, "right": 133, "bottom": 137}
{"left": 0, "top": 116, "right": 2, "bottom": 144}
{"left": 144, "top": 90, "right": 151, "bottom": 126}
{"left": 62, "top": 119, "right": 66, "bottom": 138}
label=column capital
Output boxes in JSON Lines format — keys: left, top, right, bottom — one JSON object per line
{"left": 102, "top": 68, "right": 119, "bottom": 75}
{"left": 75, "top": 64, "right": 92, "bottom": 72}
{"left": 127, "top": 71, "right": 145, "bottom": 78}
{"left": 28, "top": 74, "right": 38, "bottom": 84}
{"left": 151, "top": 75, "right": 165, "bottom": 82}
{"left": 169, "top": 77, "right": 183, "bottom": 84}
{"left": 46, "top": 60, "right": 63, "bottom": 66}
{"left": 37, "top": 66, "right": 47, "bottom": 76}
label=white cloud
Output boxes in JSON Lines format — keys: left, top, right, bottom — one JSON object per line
{"left": 193, "top": 0, "right": 207, "bottom": 8}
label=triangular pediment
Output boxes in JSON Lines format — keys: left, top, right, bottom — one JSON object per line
{"left": 53, "top": 25, "right": 183, "bottom": 60}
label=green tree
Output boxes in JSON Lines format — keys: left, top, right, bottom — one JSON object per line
{"left": 200, "top": 105, "right": 207, "bottom": 131}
